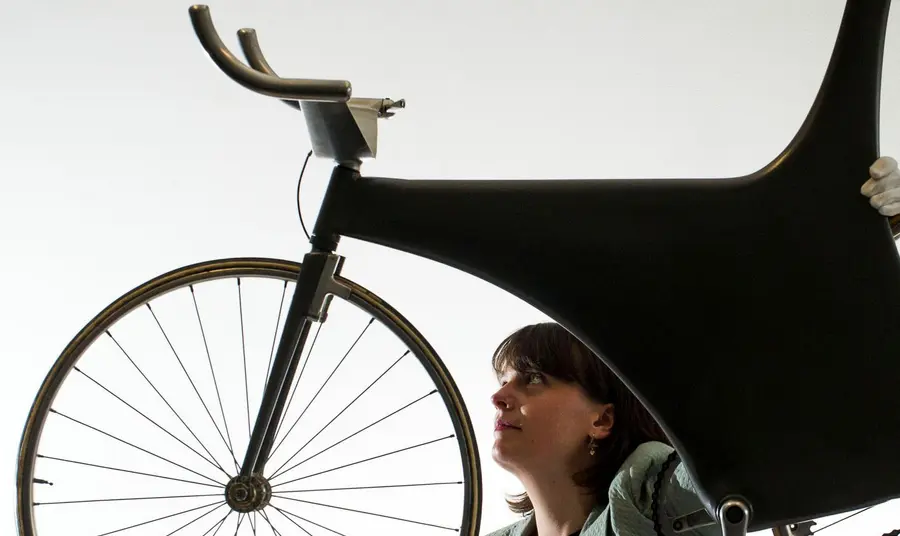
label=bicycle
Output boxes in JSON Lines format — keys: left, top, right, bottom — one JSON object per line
{"left": 16, "top": 1, "right": 900, "bottom": 535}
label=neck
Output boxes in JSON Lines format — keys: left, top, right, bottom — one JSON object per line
{"left": 518, "top": 466, "right": 595, "bottom": 536}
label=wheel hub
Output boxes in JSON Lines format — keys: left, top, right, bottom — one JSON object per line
{"left": 224, "top": 474, "right": 271, "bottom": 513}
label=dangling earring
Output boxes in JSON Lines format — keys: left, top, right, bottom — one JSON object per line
{"left": 588, "top": 436, "right": 597, "bottom": 456}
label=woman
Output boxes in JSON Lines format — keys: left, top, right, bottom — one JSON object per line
{"left": 485, "top": 157, "right": 900, "bottom": 536}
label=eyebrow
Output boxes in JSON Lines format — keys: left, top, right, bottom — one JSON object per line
{"left": 496, "top": 369, "right": 517, "bottom": 381}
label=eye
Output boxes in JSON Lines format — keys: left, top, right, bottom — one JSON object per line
{"left": 525, "top": 372, "right": 544, "bottom": 385}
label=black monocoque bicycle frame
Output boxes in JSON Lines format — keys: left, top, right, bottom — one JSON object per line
{"left": 233, "top": 0, "right": 898, "bottom": 531}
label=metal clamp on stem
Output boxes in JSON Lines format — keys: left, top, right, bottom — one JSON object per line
{"left": 302, "top": 252, "right": 351, "bottom": 323}
{"left": 188, "top": 5, "right": 406, "bottom": 169}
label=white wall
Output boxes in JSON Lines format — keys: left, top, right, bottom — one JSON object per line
{"left": 1, "top": 0, "right": 898, "bottom": 534}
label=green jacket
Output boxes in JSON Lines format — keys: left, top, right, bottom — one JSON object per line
{"left": 484, "top": 441, "right": 719, "bottom": 536}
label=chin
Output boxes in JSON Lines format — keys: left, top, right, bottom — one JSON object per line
{"left": 491, "top": 441, "right": 526, "bottom": 473}
{"left": 491, "top": 442, "right": 514, "bottom": 469}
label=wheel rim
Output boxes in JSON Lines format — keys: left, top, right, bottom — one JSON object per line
{"left": 17, "top": 258, "right": 481, "bottom": 536}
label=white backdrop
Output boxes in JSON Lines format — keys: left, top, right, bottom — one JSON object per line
{"left": 1, "top": 0, "right": 898, "bottom": 534}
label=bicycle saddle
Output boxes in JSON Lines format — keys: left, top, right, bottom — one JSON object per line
{"left": 326, "top": 0, "right": 899, "bottom": 530}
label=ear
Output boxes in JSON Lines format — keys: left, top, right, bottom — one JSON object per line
{"left": 590, "top": 403, "right": 615, "bottom": 440}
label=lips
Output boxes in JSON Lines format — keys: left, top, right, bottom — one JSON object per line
{"left": 495, "top": 419, "right": 521, "bottom": 432}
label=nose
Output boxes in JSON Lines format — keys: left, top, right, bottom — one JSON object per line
{"left": 491, "top": 386, "right": 513, "bottom": 410}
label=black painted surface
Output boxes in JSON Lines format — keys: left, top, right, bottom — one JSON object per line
{"left": 314, "top": 0, "right": 898, "bottom": 530}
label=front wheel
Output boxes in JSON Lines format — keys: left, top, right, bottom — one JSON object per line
{"left": 17, "top": 257, "right": 481, "bottom": 536}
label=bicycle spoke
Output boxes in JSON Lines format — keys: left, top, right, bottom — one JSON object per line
{"left": 166, "top": 502, "right": 228, "bottom": 536}
{"left": 188, "top": 288, "right": 240, "bottom": 473}
{"left": 269, "top": 349, "right": 408, "bottom": 478}
{"left": 107, "top": 330, "right": 228, "bottom": 474}
{"left": 271, "top": 494, "right": 458, "bottom": 532}
{"left": 272, "top": 389, "right": 437, "bottom": 481}
{"left": 269, "top": 504, "right": 348, "bottom": 536}
{"left": 278, "top": 481, "right": 462, "bottom": 494}
{"left": 812, "top": 506, "right": 875, "bottom": 533}
{"left": 147, "top": 303, "right": 240, "bottom": 471}
{"left": 96, "top": 499, "right": 223, "bottom": 536}
{"left": 250, "top": 511, "right": 257, "bottom": 536}
{"left": 35, "top": 493, "right": 221, "bottom": 506}
{"left": 202, "top": 510, "right": 232, "bottom": 536}
{"left": 48, "top": 409, "right": 224, "bottom": 487}
{"left": 271, "top": 434, "right": 455, "bottom": 488}
{"left": 73, "top": 366, "right": 228, "bottom": 478}
{"left": 258, "top": 510, "right": 284, "bottom": 536}
{"left": 270, "top": 322, "right": 323, "bottom": 452}
{"left": 238, "top": 279, "right": 252, "bottom": 441}
{"left": 268, "top": 505, "right": 315, "bottom": 536}
{"left": 233, "top": 512, "right": 245, "bottom": 535}
{"left": 35, "top": 454, "right": 222, "bottom": 489}
{"left": 263, "top": 281, "right": 289, "bottom": 393}
{"left": 268, "top": 318, "right": 374, "bottom": 461}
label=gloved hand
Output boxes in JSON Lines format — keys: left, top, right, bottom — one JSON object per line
{"left": 861, "top": 156, "right": 900, "bottom": 216}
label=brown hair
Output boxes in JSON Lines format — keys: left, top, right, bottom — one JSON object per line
{"left": 491, "top": 322, "right": 670, "bottom": 514}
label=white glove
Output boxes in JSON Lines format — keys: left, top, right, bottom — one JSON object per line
{"left": 861, "top": 156, "right": 900, "bottom": 216}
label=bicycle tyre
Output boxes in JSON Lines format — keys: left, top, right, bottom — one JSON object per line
{"left": 16, "top": 257, "right": 482, "bottom": 536}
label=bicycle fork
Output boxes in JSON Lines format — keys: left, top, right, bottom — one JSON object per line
{"left": 239, "top": 251, "right": 348, "bottom": 478}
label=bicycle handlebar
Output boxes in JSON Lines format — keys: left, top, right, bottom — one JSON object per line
{"left": 188, "top": 5, "right": 352, "bottom": 102}
{"left": 236, "top": 28, "right": 302, "bottom": 110}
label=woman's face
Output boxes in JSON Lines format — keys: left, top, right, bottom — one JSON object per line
{"left": 490, "top": 366, "right": 612, "bottom": 476}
